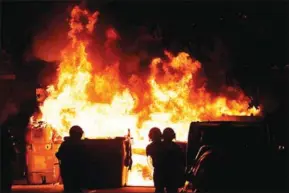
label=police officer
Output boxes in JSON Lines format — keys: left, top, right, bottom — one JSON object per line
{"left": 162, "top": 127, "right": 185, "bottom": 193}
{"left": 146, "top": 127, "right": 165, "bottom": 193}
{"left": 56, "top": 125, "right": 85, "bottom": 193}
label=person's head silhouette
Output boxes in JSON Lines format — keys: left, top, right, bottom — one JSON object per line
{"left": 163, "top": 127, "right": 176, "bottom": 142}
{"left": 69, "top": 125, "right": 84, "bottom": 140}
{"left": 148, "top": 127, "right": 162, "bottom": 142}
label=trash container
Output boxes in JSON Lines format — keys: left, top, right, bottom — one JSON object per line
{"left": 25, "top": 124, "right": 60, "bottom": 185}
{"left": 80, "top": 137, "right": 128, "bottom": 189}
{"left": 26, "top": 143, "right": 60, "bottom": 184}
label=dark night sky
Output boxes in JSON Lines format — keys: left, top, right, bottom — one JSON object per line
{"left": 1, "top": 1, "right": 288, "bottom": 88}
{"left": 1, "top": 1, "right": 287, "bottom": 64}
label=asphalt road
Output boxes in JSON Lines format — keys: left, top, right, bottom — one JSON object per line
{"left": 12, "top": 185, "right": 155, "bottom": 193}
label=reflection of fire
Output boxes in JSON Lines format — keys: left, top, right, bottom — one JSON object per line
{"left": 30, "top": 6, "right": 261, "bottom": 186}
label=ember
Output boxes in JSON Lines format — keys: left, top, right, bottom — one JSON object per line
{"left": 30, "top": 6, "right": 261, "bottom": 186}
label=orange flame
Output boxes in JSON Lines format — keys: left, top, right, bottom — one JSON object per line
{"left": 30, "top": 6, "right": 261, "bottom": 186}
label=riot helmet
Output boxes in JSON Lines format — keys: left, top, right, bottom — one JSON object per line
{"left": 69, "top": 125, "right": 84, "bottom": 140}
{"left": 163, "top": 127, "right": 176, "bottom": 141}
{"left": 148, "top": 127, "right": 162, "bottom": 142}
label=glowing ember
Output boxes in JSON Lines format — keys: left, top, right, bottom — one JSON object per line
{"left": 30, "top": 6, "right": 261, "bottom": 186}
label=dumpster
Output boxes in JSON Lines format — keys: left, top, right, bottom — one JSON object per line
{"left": 80, "top": 137, "right": 128, "bottom": 189}
{"left": 26, "top": 122, "right": 53, "bottom": 144}
{"left": 26, "top": 143, "right": 60, "bottom": 184}
{"left": 25, "top": 123, "right": 61, "bottom": 185}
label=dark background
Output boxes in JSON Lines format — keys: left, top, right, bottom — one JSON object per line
{"left": 1, "top": 1, "right": 288, "bottom": 65}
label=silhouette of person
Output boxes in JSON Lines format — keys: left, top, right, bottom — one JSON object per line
{"left": 56, "top": 125, "right": 85, "bottom": 193}
{"left": 162, "top": 127, "right": 185, "bottom": 193}
{"left": 146, "top": 127, "right": 165, "bottom": 193}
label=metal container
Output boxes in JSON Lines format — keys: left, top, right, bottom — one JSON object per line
{"left": 80, "top": 137, "right": 128, "bottom": 189}
{"left": 25, "top": 122, "right": 61, "bottom": 185}
{"left": 26, "top": 143, "right": 60, "bottom": 185}
{"left": 26, "top": 124, "right": 54, "bottom": 144}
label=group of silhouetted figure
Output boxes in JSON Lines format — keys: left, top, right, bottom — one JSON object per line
{"left": 146, "top": 127, "right": 185, "bottom": 193}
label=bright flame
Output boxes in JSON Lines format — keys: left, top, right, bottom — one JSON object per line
{"left": 30, "top": 6, "right": 261, "bottom": 186}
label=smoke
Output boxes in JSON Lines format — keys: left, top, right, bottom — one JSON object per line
{"left": 27, "top": 5, "right": 72, "bottom": 62}
{"left": 32, "top": 28, "right": 68, "bottom": 62}
{"left": 103, "top": 27, "right": 141, "bottom": 75}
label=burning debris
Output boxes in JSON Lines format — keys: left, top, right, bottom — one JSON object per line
{"left": 29, "top": 5, "right": 261, "bottom": 186}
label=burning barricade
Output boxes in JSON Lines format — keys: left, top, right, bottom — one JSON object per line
{"left": 25, "top": 120, "right": 61, "bottom": 184}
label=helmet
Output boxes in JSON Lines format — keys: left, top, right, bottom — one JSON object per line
{"left": 148, "top": 127, "right": 162, "bottom": 142}
{"left": 163, "top": 127, "right": 176, "bottom": 141}
{"left": 69, "top": 125, "right": 84, "bottom": 139}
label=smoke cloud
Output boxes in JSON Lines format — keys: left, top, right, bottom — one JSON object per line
{"left": 27, "top": 4, "right": 74, "bottom": 62}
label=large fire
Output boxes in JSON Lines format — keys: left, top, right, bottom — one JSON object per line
{"left": 30, "top": 6, "right": 261, "bottom": 186}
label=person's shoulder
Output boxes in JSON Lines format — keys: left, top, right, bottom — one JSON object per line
{"left": 146, "top": 142, "right": 161, "bottom": 151}
{"left": 172, "top": 142, "right": 183, "bottom": 150}
{"left": 172, "top": 141, "right": 180, "bottom": 147}
{"left": 59, "top": 140, "right": 71, "bottom": 148}
{"left": 146, "top": 142, "right": 153, "bottom": 150}
{"left": 146, "top": 143, "right": 153, "bottom": 155}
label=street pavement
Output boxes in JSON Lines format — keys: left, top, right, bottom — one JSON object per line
{"left": 12, "top": 185, "right": 155, "bottom": 193}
